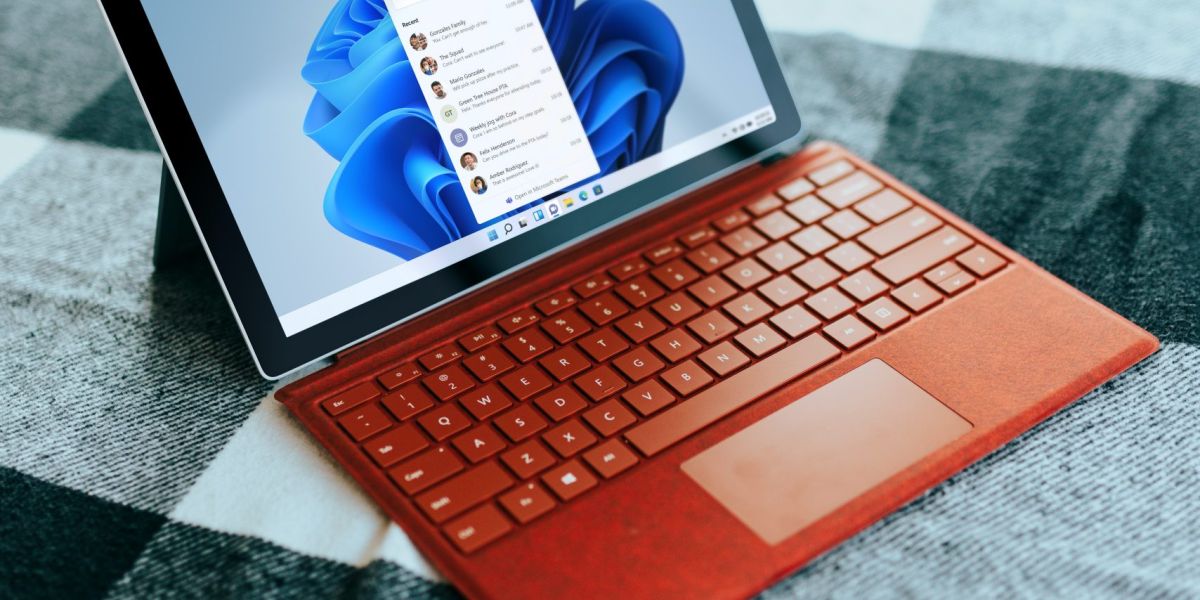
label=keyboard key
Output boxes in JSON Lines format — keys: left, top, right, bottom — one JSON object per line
{"left": 540, "top": 309, "right": 592, "bottom": 345}
{"left": 652, "top": 292, "right": 702, "bottom": 325}
{"left": 650, "top": 328, "right": 702, "bottom": 362}
{"left": 499, "top": 364, "right": 553, "bottom": 400}
{"left": 680, "top": 226, "right": 718, "bottom": 248}
{"left": 583, "top": 439, "right": 640, "bottom": 479}
{"left": 808, "top": 159, "right": 854, "bottom": 186}
{"left": 609, "top": 258, "right": 650, "bottom": 281}
{"left": 858, "top": 206, "right": 942, "bottom": 256}
{"left": 839, "top": 269, "right": 889, "bottom": 303}
{"left": 892, "top": 279, "right": 943, "bottom": 313}
{"left": 494, "top": 404, "right": 548, "bottom": 442}
{"left": 463, "top": 347, "right": 516, "bottom": 381}
{"left": 777, "top": 176, "right": 816, "bottom": 201}
{"left": 583, "top": 399, "right": 638, "bottom": 437}
{"left": 753, "top": 211, "right": 801, "bottom": 240}
{"left": 790, "top": 224, "right": 838, "bottom": 255}
{"left": 578, "top": 328, "right": 630, "bottom": 362}
{"left": 747, "top": 194, "right": 785, "bottom": 216}
{"left": 533, "top": 386, "right": 589, "bottom": 422}
{"left": 644, "top": 242, "right": 684, "bottom": 265}
{"left": 713, "top": 208, "right": 751, "bottom": 232}
{"left": 498, "top": 308, "right": 540, "bottom": 334}
{"left": 661, "top": 360, "right": 714, "bottom": 396}
{"left": 723, "top": 257, "right": 772, "bottom": 289}
{"left": 824, "top": 315, "right": 875, "bottom": 350}
{"left": 822, "top": 209, "right": 870, "bottom": 239}
{"left": 539, "top": 346, "right": 591, "bottom": 381}
{"left": 458, "top": 326, "right": 503, "bottom": 353}
{"left": 792, "top": 257, "right": 841, "bottom": 290}
{"left": 378, "top": 364, "right": 423, "bottom": 391}
{"left": 502, "top": 329, "right": 554, "bottom": 363}
{"left": 698, "top": 341, "right": 750, "bottom": 377}
{"left": 770, "top": 305, "right": 822, "bottom": 338}
{"left": 785, "top": 195, "right": 834, "bottom": 225}
{"left": 686, "top": 243, "right": 736, "bottom": 274}
{"left": 757, "top": 241, "right": 806, "bottom": 272}
{"left": 936, "top": 271, "right": 976, "bottom": 295}
{"left": 543, "top": 419, "right": 598, "bottom": 457}
{"left": 419, "top": 344, "right": 463, "bottom": 371}
{"left": 957, "top": 245, "right": 1006, "bottom": 277}
{"left": 859, "top": 297, "right": 910, "bottom": 331}
{"left": 623, "top": 380, "right": 676, "bottom": 416}
{"left": 874, "top": 226, "right": 973, "bottom": 285}
{"left": 818, "top": 171, "right": 883, "bottom": 208}
{"left": 723, "top": 292, "right": 773, "bottom": 326}
{"left": 382, "top": 385, "right": 435, "bottom": 420}
{"left": 500, "top": 440, "right": 557, "bottom": 479}
{"left": 924, "top": 261, "right": 961, "bottom": 285}
{"left": 687, "top": 311, "right": 739, "bottom": 344}
{"left": 805, "top": 287, "right": 856, "bottom": 321}
{"left": 572, "top": 274, "right": 615, "bottom": 298}
{"left": 543, "top": 460, "right": 598, "bottom": 501}
{"left": 651, "top": 259, "right": 700, "bottom": 290}
{"left": 687, "top": 274, "right": 738, "bottom": 307}
{"left": 826, "top": 241, "right": 874, "bottom": 273}
{"left": 423, "top": 364, "right": 475, "bottom": 401}
{"left": 416, "top": 461, "right": 513, "bottom": 523}
{"left": 534, "top": 290, "right": 578, "bottom": 316}
{"left": 720, "top": 226, "right": 769, "bottom": 257}
{"left": 612, "top": 346, "right": 665, "bottom": 382}
{"left": 574, "top": 365, "right": 627, "bottom": 401}
{"left": 854, "top": 189, "right": 912, "bottom": 224}
{"left": 390, "top": 447, "right": 464, "bottom": 495}
{"left": 625, "top": 334, "right": 840, "bottom": 457}
{"left": 457, "top": 383, "right": 513, "bottom": 421}
{"left": 323, "top": 382, "right": 380, "bottom": 416}
{"left": 614, "top": 275, "right": 664, "bottom": 308}
{"left": 734, "top": 323, "right": 787, "bottom": 358}
{"left": 758, "top": 274, "right": 807, "bottom": 307}
{"left": 580, "top": 292, "right": 630, "bottom": 326}
{"left": 364, "top": 425, "right": 428, "bottom": 468}
{"left": 418, "top": 404, "right": 472, "bottom": 441}
{"left": 339, "top": 404, "right": 393, "bottom": 442}
{"left": 452, "top": 425, "right": 508, "bottom": 463}
{"left": 499, "top": 482, "right": 557, "bottom": 524}
{"left": 444, "top": 503, "right": 513, "bottom": 553}
{"left": 615, "top": 310, "right": 667, "bottom": 343}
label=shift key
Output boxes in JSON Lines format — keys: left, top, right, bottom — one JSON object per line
{"left": 415, "top": 462, "right": 514, "bottom": 523}
{"left": 873, "top": 226, "right": 973, "bottom": 285}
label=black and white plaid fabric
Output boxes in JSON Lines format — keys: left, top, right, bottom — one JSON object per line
{"left": 3, "top": 1, "right": 1198, "bottom": 598}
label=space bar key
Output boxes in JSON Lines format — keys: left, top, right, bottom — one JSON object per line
{"left": 625, "top": 334, "right": 840, "bottom": 456}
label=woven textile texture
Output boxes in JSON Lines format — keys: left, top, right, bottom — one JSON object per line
{"left": 1, "top": 0, "right": 1197, "bottom": 598}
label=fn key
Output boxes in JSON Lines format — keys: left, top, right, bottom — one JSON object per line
{"left": 444, "top": 503, "right": 513, "bottom": 553}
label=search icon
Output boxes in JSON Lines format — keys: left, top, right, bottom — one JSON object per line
{"left": 503, "top": 223, "right": 514, "bottom": 235}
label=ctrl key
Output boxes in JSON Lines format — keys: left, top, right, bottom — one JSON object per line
{"left": 444, "top": 503, "right": 513, "bottom": 554}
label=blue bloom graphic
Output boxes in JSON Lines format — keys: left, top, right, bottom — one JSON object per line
{"left": 302, "top": 0, "right": 684, "bottom": 259}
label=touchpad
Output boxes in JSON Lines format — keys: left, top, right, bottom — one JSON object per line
{"left": 681, "top": 359, "right": 972, "bottom": 545}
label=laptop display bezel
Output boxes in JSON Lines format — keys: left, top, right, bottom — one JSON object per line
{"left": 96, "top": 0, "right": 803, "bottom": 378}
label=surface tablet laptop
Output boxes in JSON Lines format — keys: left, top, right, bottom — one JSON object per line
{"left": 98, "top": 0, "right": 1158, "bottom": 597}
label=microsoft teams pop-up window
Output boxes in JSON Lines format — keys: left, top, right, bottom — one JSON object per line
{"left": 388, "top": 0, "right": 599, "bottom": 224}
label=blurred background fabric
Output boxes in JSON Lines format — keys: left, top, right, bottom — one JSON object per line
{"left": 2, "top": 0, "right": 1198, "bottom": 598}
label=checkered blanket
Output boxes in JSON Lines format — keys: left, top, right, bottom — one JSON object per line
{"left": 3, "top": 0, "right": 1198, "bottom": 598}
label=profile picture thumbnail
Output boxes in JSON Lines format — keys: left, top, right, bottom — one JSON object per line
{"left": 470, "top": 176, "right": 488, "bottom": 195}
{"left": 431, "top": 81, "right": 446, "bottom": 99}
{"left": 419, "top": 56, "right": 438, "bottom": 76}
{"left": 460, "top": 152, "right": 478, "bottom": 171}
{"left": 408, "top": 33, "right": 428, "bottom": 51}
